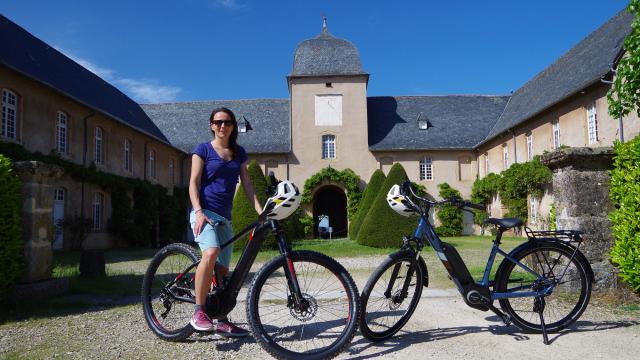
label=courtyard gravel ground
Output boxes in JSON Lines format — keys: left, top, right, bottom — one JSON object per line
{"left": 1, "top": 255, "right": 639, "bottom": 359}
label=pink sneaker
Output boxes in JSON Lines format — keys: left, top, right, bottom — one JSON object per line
{"left": 190, "top": 309, "right": 215, "bottom": 332}
{"left": 216, "top": 319, "right": 250, "bottom": 338}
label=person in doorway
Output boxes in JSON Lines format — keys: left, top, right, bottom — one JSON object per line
{"left": 189, "top": 107, "right": 262, "bottom": 336}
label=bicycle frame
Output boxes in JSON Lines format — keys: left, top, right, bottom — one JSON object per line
{"left": 163, "top": 218, "right": 305, "bottom": 316}
{"left": 413, "top": 216, "right": 553, "bottom": 302}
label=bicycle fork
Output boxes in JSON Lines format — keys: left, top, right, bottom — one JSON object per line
{"left": 273, "top": 223, "right": 306, "bottom": 310}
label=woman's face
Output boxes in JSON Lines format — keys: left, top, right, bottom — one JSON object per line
{"left": 211, "top": 111, "right": 234, "bottom": 140}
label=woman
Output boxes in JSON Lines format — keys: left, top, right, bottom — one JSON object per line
{"left": 189, "top": 107, "right": 262, "bottom": 336}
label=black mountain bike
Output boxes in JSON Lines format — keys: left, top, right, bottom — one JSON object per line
{"left": 359, "top": 181, "right": 593, "bottom": 345}
{"left": 141, "top": 178, "right": 359, "bottom": 360}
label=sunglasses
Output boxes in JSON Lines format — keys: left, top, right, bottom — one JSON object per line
{"left": 211, "top": 120, "right": 234, "bottom": 127}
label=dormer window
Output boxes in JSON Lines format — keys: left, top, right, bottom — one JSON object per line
{"left": 238, "top": 116, "right": 250, "bottom": 133}
{"left": 417, "top": 112, "right": 428, "bottom": 130}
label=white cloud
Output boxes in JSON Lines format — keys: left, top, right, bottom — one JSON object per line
{"left": 215, "top": 0, "right": 246, "bottom": 9}
{"left": 54, "top": 46, "right": 181, "bottom": 103}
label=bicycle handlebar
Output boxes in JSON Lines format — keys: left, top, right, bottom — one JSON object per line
{"left": 400, "top": 180, "right": 485, "bottom": 212}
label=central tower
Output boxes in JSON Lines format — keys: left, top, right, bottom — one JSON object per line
{"left": 287, "top": 19, "right": 376, "bottom": 187}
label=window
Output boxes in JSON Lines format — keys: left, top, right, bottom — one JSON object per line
{"left": 587, "top": 102, "right": 598, "bottom": 144}
{"left": 54, "top": 188, "right": 65, "bottom": 202}
{"left": 502, "top": 144, "right": 509, "bottom": 170}
{"left": 315, "top": 95, "right": 342, "bottom": 126}
{"left": 322, "top": 135, "right": 336, "bottom": 159}
{"left": 2, "top": 89, "right": 17, "bottom": 139}
{"left": 530, "top": 197, "right": 538, "bottom": 224}
{"left": 526, "top": 133, "right": 533, "bottom": 161}
{"left": 484, "top": 152, "right": 489, "bottom": 175}
{"left": 419, "top": 157, "right": 433, "bottom": 181}
{"left": 149, "top": 150, "right": 156, "bottom": 178}
{"left": 124, "top": 139, "right": 132, "bottom": 172}
{"left": 169, "top": 159, "right": 174, "bottom": 184}
{"left": 93, "top": 192, "right": 104, "bottom": 231}
{"left": 552, "top": 120, "right": 560, "bottom": 149}
{"left": 56, "top": 111, "right": 68, "bottom": 154}
{"left": 95, "top": 127, "right": 103, "bottom": 164}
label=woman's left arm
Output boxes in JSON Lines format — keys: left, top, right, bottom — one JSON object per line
{"left": 240, "top": 161, "right": 263, "bottom": 214}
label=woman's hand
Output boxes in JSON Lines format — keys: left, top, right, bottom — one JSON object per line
{"left": 193, "top": 210, "right": 213, "bottom": 237}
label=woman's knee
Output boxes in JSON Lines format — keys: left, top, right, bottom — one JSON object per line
{"left": 201, "top": 248, "right": 220, "bottom": 265}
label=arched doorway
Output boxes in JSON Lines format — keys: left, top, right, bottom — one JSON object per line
{"left": 313, "top": 185, "right": 348, "bottom": 238}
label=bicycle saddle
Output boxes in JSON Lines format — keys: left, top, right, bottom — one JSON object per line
{"left": 484, "top": 217, "right": 522, "bottom": 229}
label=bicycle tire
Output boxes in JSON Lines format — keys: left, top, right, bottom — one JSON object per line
{"left": 494, "top": 241, "right": 592, "bottom": 333}
{"left": 246, "top": 250, "right": 359, "bottom": 360}
{"left": 142, "top": 243, "right": 199, "bottom": 341}
{"left": 359, "top": 250, "right": 424, "bottom": 342}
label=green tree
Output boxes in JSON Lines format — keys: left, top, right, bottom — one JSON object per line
{"left": 232, "top": 160, "right": 268, "bottom": 249}
{"left": 608, "top": 0, "right": 640, "bottom": 119}
{"left": 356, "top": 163, "right": 418, "bottom": 248}
{"left": 609, "top": 136, "right": 640, "bottom": 293}
{"left": 435, "top": 183, "right": 464, "bottom": 236}
{"left": 349, "top": 169, "right": 386, "bottom": 240}
{"left": 0, "top": 155, "right": 23, "bottom": 302}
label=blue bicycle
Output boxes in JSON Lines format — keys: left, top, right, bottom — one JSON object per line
{"left": 358, "top": 181, "right": 593, "bottom": 345}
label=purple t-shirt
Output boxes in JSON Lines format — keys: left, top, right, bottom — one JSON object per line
{"left": 193, "top": 142, "right": 248, "bottom": 220}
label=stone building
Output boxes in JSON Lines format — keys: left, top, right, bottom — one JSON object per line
{"left": 0, "top": 15, "right": 185, "bottom": 249}
{"left": 2, "top": 10, "right": 639, "bottom": 245}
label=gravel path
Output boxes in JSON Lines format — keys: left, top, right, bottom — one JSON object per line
{"left": 1, "top": 255, "right": 639, "bottom": 359}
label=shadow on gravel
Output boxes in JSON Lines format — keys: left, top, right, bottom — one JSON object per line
{"left": 1, "top": 271, "right": 257, "bottom": 325}
{"left": 345, "top": 317, "right": 640, "bottom": 359}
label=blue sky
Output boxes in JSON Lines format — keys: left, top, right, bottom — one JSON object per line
{"left": 0, "top": 0, "right": 630, "bottom": 103}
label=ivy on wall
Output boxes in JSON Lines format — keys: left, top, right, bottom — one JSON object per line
{"left": 470, "top": 158, "right": 552, "bottom": 224}
{"left": 301, "top": 167, "right": 362, "bottom": 221}
{"left": 0, "top": 154, "right": 23, "bottom": 302}
{"left": 0, "top": 141, "right": 187, "bottom": 248}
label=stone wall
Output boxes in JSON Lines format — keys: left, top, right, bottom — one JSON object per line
{"left": 13, "top": 161, "right": 62, "bottom": 283}
{"left": 541, "top": 147, "right": 617, "bottom": 290}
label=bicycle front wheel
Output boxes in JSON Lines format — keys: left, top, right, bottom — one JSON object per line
{"left": 246, "top": 250, "right": 359, "bottom": 360}
{"left": 494, "top": 242, "right": 592, "bottom": 333}
{"left": 359, "top": 250, "right": 424, "bottom": 342}
{"left": 141, "top": 243, "right": 199, "bottom": 341}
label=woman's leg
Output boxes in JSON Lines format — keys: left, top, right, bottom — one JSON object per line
{"left": 195, "top": 247, "right": 220, "bottom": 305}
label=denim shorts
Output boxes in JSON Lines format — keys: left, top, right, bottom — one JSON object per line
{"left": 189, "top": 209, "right": 234, "bottom": 268}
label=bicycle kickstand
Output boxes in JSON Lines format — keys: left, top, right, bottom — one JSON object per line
{"left": 534, "top": 296, "right": 549, "bottom": 345}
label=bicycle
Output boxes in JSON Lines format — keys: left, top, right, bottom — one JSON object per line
{"left": 142, "top": 176, "right": 360, "bottom": 359}
{"left": 358, "top": 180, "right": 593, "bottom": 345}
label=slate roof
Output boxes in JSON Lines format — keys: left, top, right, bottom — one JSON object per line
{"left": 0, "top": 14, "right": 173, "bottom": 146}
{"left": 141, "top": 99, "right": 291, "bottom": 154}
{"left": 367, "top": 95, "right": 510, "bottom": 150}
{"left": 481, "top": 10, "right": 633, "bottom": 144}
{"left": 290, "top": 28, "right": 367, "bottom": 77}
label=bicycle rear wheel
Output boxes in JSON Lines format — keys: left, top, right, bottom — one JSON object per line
{"left": 494, "top": 241, "right": 592, "bottom": 333}
{"left": 246, "top": 250, "right": 359, "bottom": 360}
{"left": 141, "top": 243, "right": 199, "bottom": 341}
{"left": 359, "top": 250, "right": 424, "bottom": 342}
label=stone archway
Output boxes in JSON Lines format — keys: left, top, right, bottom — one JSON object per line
{"left": 313, "top": 185, "right": 348, "bottom": 238}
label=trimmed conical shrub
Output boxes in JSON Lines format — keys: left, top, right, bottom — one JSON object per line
{"left": 357, "top": 163, "right": 419, "bottom": 248}
{"left": 349, "top": 169, "right": 386, "bottom": 240}
{"left": 232, "top": 160, "right": 269, "bottom": 249}
{"left": 435, "top": 182, "right": 464, "bottom": 236}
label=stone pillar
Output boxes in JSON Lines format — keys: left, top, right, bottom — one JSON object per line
{"left": 541, "top": 147, "right": 616, "bottom": 290}
{"left": 13, "top": 161, "right": 63, "bottom": 283}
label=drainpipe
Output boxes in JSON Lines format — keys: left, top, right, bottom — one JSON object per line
{"left": 81, "top": 111, "right": 96, "bottom": 219}
{"left": 601, "top": 65, "right": 624, "bottom": 142}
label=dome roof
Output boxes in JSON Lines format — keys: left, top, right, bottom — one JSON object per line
{"left": 291, "top": 27, "right": 366, "bottom": 77}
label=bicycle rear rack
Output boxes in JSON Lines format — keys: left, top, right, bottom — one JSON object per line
{"left": 525, "top": 228, "right": 584, "bottom": 244}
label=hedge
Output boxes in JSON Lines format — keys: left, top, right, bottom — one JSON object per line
{"left": 348, "top": 169, "right": 386, "bottom": 240}
{"left": 435, "top": 183, "right": 463, "bottom": 236}
{"left": 356, "top": 163, "right": 418, "bottom": 248}
{"left": 609, "top": 136, "right": 640, "bottom": 293}
{"left": 232, "top": 160, "right": 269, "bottom": 250}
{"left": 0, "top": 154, "right": 23, "bottom": 301}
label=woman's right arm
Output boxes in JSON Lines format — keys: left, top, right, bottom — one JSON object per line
{"left": 189, "top": 154, "right": 211, "bottom": 236}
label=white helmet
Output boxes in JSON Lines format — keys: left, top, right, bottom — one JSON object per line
{"left": 263, "top": 180, "right": 301, "bottom": 220}
{"left": 386, "top": 184, "right": 416, "bottom": 217}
